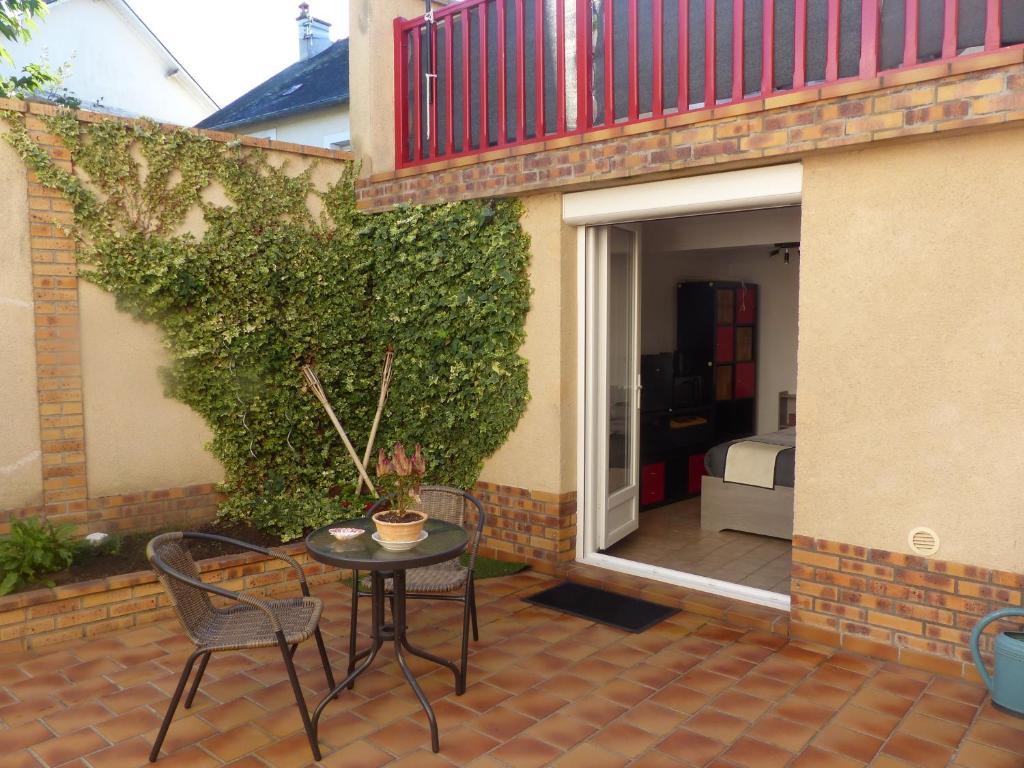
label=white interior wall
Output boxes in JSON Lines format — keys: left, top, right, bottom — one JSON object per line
{"left": 640, "top": 209, "right": 801, "bottom": 435}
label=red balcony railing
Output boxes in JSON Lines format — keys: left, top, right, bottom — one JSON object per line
{"left": 395, "top": 0, "right": 1024, "bottom": 168}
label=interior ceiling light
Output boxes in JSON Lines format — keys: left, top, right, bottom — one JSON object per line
{"left": 770, "top": 241, "right": 800, "bottom": 265}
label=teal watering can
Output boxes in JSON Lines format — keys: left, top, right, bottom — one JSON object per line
{"left": 971, "top": 607, "right": 1024, "bottom": 717}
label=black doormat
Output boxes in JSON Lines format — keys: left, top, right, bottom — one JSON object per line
{"left": 524, "top": 581, "right": 678, "bottom": 633}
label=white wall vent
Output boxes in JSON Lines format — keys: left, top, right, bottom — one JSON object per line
{"left": 908, "top": 527, "right": 940, "bottom": 557}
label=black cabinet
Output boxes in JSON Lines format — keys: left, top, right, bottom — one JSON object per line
{"left": 639, "top": 281, "right": 758, "bottom": 508}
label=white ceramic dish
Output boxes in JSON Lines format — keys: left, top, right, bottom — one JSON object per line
{"left": 371, "top": 530, "right": 428, "bottom": 552}
{"left": 329, "top": 527, "right": 365, "bottom": 541}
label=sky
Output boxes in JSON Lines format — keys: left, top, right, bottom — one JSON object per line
{"left": 127, "top": 0, "right": 350, "bottom": 108}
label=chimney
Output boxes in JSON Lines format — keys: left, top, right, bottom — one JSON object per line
{"left": 297, "top": 3, "right": 331, "bottom": 61}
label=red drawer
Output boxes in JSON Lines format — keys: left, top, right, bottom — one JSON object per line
{"left": 688, "top": 453, "right": 706, "bottom": 495}
{"left": 641, "top": 463, "right": 665, "bottom": 506}
{"left": 715, "top": 326, "right": 734, "bottom": 362}
{"left": 736, "top": 288, "right": 756, "bottom": 324}
{"left": 735, "top": 362, "right": 756, "bottom": 399}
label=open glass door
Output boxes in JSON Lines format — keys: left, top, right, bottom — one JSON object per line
{"left": 586, "top": 224, "right": 641, "bottom": 550}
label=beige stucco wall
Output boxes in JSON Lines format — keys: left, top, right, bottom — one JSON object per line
{"left": 79, "top": 283, "right": 223, "bottom": 497}
{"left": 797, "top": 126, "right": 1024, "bottom": 573}
{"left": 0, "top": 126, "right": 43, "bottom": 509}
{"left": 480, "top": 192, "right": 577, "bottom": 494}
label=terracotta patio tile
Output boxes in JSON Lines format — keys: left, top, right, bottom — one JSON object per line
{"left": 356, "top": 691, "right": 423, "bottom": 725}
{"left": 523, "top": 712, "right": 597, "bottom": 750}
{"left": 598, "top": 643, "right": 651, "bottom": 668}
{"left": 221, "top": 758, "right": 271, "bottom": 768}
{"left": 881, "top": 731, "right": 955, "bottom": 766}
{"left": 812, "top": 724, "right": 883, "bottom": 763}
{"left": 553, "top": 741, "right": 631, "bottom": 768}
{"left": 570, "top": 657, "right": 625, "bottom": 683}
{"left": 655, "top": 728, "right": 725, "bottom": 765}
{"left": 201, "top": 722, "right": 272, "bottom": 762}
{"left": 80, "top": 735, "right": 152, "bottom": 768}
{"left": 734, "top": 673, "right": 793, "bottom": 701}
{"left": 756, "top": 658, "right": 811, "bottom": 685}
{"left": 430, "top": 725, "right": 499, "bottom": 764}
{"left": 561, "top": 694, "right": 627, "bottom": 727}
{"left": 3, "top": 751, "right": 44, "bottom": 768}
{"left": 914, "top": 692, "right": 978, "bottom": 726}
{"left": 746, "top": 715, "right": 817, "bottom": 752}
{"left": 848, "top": 687, "right": 915, "bottom": 719}
{"left": 711, "top": 690, "right": 773, "bottom": 721}
{"left": 485, "top": 666, "right": 545, "bottom": 694}
{"left": 504, "top": 688, "right": 569, "bottom": 720}
{"left": 21, "top": 650, "right": 79, "bottom": 677}
{"left": 256, "top": 730, "right": 320, "bottom": 768}
{"left": 830, "top": 704, "right": 902, "bottom": 740}
{"left": 41, "top": 701, "right": 110, "bottom": 736}
{"left": 316, "top": 710, "right": 377, "bottom": 749}
{"left": 590, "top": 721, "right": 660, "bottom": 757}
{"left": 100, "top": 682, "right": 166, "bottom": 714}
{"left": 8, "top": 673, "right": 69, "bottom": 699}
{"left": 650, "top": 683, "right": 709, "bottom": 714}
{"left": 595, "top": 678, "right": 654, "bottom": 707}
{"left": 685, "top": 709, "right": 749, "bottom": 742}
{"left": 771, "top": 696, "right": 835, "bottom": 728}
{"left": 927, "top": 677, "right": 987, "bottom": 706}
{"left": 471, "top": 705, "right": 536, "bottom": 741}
{"left": 721, "top": 736, "right": 793, "bottom": 767}
{"left": 628, "top": 751, "right": 688, "bottom": 767}
{"left": 622, "top": 661, "right": 682, "bottom": 690}
{"left": 0, "top": 694, "right": 63, "bottom": 726}
{"left": 31, "top": 727, "right": 108, "bottom": 767}
{"left": 619, "top": 701, "right": 688, "bottom": 735}
{"left": 808, "top": 664, "right": 869, "bottom": 691}
{"left": 92, "top": 707, "right": 163, "bottom": 743}
{"left": 700, "top": 655, "right": 757, "bottom": 679}
{"left": 775, "top": 643, "right": 830, "bottom": 667}
{"left": 536, "top": 672, "right": 595, "bottom": 698}
{"left": 317, "top": 738, "right": 393, "bottom": 768}
{"left": 490, "top": 735, "right": 564, "bottom": 768}
{"left": 453, "top": 681, "right": 511, "bottom": 713}
{"left": 61, "top": 657, "right": 123, "bottom": 683}
{"left": 900, "top": 711, "right": 968, "bottom": 748}
{"left": 0, "top": 721, "right": 53, "bottom": 752}
{"left": 826, "top": 651, "right": 881, "bottom": 677}
{"left": 952, "top": 740, "right": 1024, "bottom": 768}
{"left": 678, "top": 668, "right": 734, "bottom": 696}
{"left": 694, "top": 624, "right": 745, "bottom": 643}
{"left": 869, "top": 670, "right": 929, "bottom": 700}
{"left": 968, "top": 718, "right": 1024, "bottom": 754}
{"left": 144, "top": 712, "right": 217, "bottom": 755}
{"left": 199, "top": 695, "right": 267, "bottom": 732}
{"left": 367, "top": 716, "right": 431, "bottom": 755}
{"left": 792, "top": 679, "right": 854, "bottom": 709}
{"left": 789, "top": 745, "right": 865, "bottom": 767}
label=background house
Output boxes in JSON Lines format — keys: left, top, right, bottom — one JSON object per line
{"left": 196, "top": 4, "right": 350, "bottom": 150}
{"left": 0, "top": 0, "right": 217, "bottom": 125}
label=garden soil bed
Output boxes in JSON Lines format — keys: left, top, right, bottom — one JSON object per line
{"left": 35, "top": 520, "right": 287, "bottom": 592}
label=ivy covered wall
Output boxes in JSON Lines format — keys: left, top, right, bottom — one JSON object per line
{"left": 2, "top": 110, "right": 531, "bottom": 540}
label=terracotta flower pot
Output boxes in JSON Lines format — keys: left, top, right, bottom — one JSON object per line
{"left": 372, "top": 510, "right": 427, "bottom": 542}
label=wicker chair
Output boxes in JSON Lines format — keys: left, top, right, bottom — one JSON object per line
{"left": 146, "top": 532, "right": 335, "bottom": 763}
{"left": 349, "top": 486, "right": 485, "bottom": 694}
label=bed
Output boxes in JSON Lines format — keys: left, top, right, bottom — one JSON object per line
{"left": 699, "top": 428, "right": 795, "bottom": 539}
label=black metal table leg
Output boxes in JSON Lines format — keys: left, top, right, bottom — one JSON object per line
{"left": 391, "top": 570, "right": 441, "bottom": 752}
{"left": 311, "top": 570, "right": 387, "bottom": 738}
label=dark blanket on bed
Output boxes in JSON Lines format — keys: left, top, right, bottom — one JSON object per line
{"left": 704, "top": 428, "right": 796, "bottom": 488}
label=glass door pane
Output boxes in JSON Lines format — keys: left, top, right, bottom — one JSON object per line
{"left": 607, "top": 226, "right": 635, "bottom": 495}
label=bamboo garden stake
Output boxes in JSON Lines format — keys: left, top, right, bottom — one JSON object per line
{"left": 301, "top": 365, "right": 378, "bottom": 497}
{"left": 357, "top": 349, "right": 394, "bottom": 495}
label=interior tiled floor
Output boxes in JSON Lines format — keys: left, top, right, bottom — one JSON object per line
{"left": 1, "top": 570, "right": 1022, "bottom": 767}
{"left": 606, "top": 498, "right": 793, "bottom": 594}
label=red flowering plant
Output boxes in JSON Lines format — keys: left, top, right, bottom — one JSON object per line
{"left": 375, "top": 443, "right": 426, "bottom": 515}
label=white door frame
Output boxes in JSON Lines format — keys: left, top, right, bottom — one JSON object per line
{"left": 569, "top": 165, "right": 802, "bottom": 612}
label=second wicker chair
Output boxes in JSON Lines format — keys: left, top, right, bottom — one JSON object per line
{"left": 349, "top": 486, "right": 485, "bottom": 694}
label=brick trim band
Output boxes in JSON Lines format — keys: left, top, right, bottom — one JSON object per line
{"left": 790, "top": 534, "right": 1023, "bottom": 681}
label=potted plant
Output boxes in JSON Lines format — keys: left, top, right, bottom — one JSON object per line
{"left": 372, "top": 443, "right": 428, "bottom": 543}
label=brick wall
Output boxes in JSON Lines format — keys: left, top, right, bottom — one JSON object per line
{"left": 473, "top": 482, "right": 575, "bottom": 574}
{"left": 790, "top": 535, "right": 1022, "bottom": 681}
{"left": 0, "top": 542, "right": 340, "bottom": 654}
{"left": 357, "top": 49, "right": 1024, "bottom": 211}
{"left": 0, "top": 483, "right": 221, "bottom": 538}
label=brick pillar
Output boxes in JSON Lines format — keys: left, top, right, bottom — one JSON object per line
{"left": 24, "top": 104, "right": 88, "bottom": 511}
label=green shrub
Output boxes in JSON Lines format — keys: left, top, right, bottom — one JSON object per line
{"left": 2, "top": 111, "right": 531, "bottom": 538}
{"left": 0, "top": 518, "right": 77, "bottom": 595}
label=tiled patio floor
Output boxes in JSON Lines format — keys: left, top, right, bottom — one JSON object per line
{"left": 1, "top": 570, "right": 1023, "bottom": 767}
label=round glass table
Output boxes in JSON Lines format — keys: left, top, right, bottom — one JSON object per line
{"left": 305, "top": 516, "right": 468, "bottom": 753}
